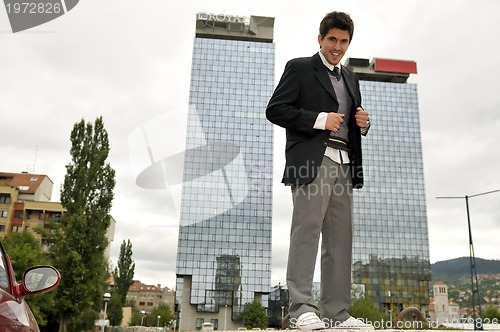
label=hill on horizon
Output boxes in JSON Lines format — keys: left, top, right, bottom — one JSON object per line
{"left": 431, "top": 257, "right": 500, "bottom": 283}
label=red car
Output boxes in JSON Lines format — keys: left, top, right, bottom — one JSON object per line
{"left": 0, "top": 241, "right": 60, "bottom": 331}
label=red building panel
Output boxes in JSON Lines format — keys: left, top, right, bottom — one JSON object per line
{"left": 374, "top": 58, "right": 417, "bottom": 74}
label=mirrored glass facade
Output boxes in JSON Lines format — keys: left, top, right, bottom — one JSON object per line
{"left": 176, "top": 34, "right": 275, "bottom": 329}
{"left": 353, "top": 80, "right": 431, "bottom": 313}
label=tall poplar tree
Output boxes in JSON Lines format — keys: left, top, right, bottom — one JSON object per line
{"left": 114, "top": 239, "right": 135, "bottom": 304}
{"left": 52, "top": 116, "right": 116, "bottom": 332}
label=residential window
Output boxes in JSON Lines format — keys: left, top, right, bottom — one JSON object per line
{"left": 12, "top": 226, "right": 22, "bottom": 232}
{"left": 14, "top": 210, "right": 23, "bottom": 219}
{"left": 50, "top": 213, "right": 62, "bottom": 222}
{"left": 0, "top": 211, "right": 7, "bottom": 218}
{"left": 0, "top": 195, "right": 10, "bottom": 204}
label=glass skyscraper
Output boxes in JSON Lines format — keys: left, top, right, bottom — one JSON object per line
{"left": 346, "top": 58, "right": 431, "bottom": 316}
{"left": 175, "top": 13, "right": 275, "bottom": 331}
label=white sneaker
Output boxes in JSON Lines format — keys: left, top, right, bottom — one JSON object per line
{"left": 333, "top": 316, "right": 374, "bottom": 330}
{"left": 295, "top": 312, "right": 326, "bottom": 330}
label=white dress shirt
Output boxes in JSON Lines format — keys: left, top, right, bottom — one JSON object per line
{"left": 314, "top": 52, "right": 349, "bottom": 164}
{"left": 313, "top": 52, "right": 369, "bottom": 164}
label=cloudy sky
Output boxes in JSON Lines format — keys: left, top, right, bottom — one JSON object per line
{"left": 1, "top": 0, "right": 499, "bottom": 290}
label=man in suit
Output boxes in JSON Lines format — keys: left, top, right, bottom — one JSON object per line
{"left": 266, "top": 11, "right": 372, "bottom": 330}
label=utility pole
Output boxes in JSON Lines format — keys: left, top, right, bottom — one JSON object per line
{"left": 437, "top": 189, "right": 500, "bottom": 330}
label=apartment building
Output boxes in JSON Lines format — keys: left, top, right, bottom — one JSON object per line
{"left": 126, "top": 280, "right": 175, "bottom": 314}
{"left": 0, "top": 171, "right": 115, "bottom": 258}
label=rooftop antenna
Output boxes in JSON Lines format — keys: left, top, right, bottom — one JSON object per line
{"left": 27, "top": 145, "right": 39, "bottom": 174}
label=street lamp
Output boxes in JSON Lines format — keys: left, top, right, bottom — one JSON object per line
{"left": 102, "top": 292, "right": 111, "bottom": 332}
{"left": 224, "top": 304, "right": 228, "bottom": 331}
{"left": 388, "top": 290, "right": 392, "bottom": 325}
{"left": 141, "top": 310, "right": 146, "bottom": 326}
{"left": 437, "top": 188, "right": 500, "bottom": 331}
{"left": 157, "top": 315, "right": 161, "bottom": 327}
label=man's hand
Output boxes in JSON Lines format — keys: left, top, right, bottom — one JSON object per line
{"left": 325, "top": 113, "right": 344, "bottom": 132}
{"left": 355, "top": 107, "right": 369, "bottom": 128}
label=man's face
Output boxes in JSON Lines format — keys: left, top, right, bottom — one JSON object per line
{"left": 318, "top": 28, "right": 350, "bottom": 66}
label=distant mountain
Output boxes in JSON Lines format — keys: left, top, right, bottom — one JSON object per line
{"left": 431, "top": 257, "right": 500, "bottom": 283}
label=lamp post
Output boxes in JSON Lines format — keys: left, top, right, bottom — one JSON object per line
{"left": 388, "top": 290, "right": 392, "bottom": 326}
{"left": 224, "top": 304, "right": 228, "bottom": 331}
{"left": 281, "top": 306, "right": 285, "bottom": 326}
{"left": 102, "top": 292, "right": 111, "bottom": 332}
{"left": 437, "top": 188, "right": 500, "bottom": 331}
{"left": 157, "top": 315, "right": 161, "bottom": 327}
{"left": 141, "top": 310, "right": 146, "bottom": 326}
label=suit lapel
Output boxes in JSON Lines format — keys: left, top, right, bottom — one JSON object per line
{"left": 312, "top": 53, "right": 360, "bottom": 108}
{"left": 312, "top": 53, "right": 338, "bottom": 103}
{"left": 341, "top": 68, "right": 359, "bottom": 107}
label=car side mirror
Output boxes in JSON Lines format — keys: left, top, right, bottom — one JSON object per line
{"left": 10, "top": 265, "right": 61, "bottom": 300}
{"left": 23, "top": 266, "right": 60, "bottom": 294}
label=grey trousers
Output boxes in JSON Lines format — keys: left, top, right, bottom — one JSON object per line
{"left": 287, "top": 156, "right": 353, "bottom": 324}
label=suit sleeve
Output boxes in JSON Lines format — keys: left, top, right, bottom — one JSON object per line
{"left": 354, "top": 75, "right": 370, "bottom": 136}
{"left": 266, "top": 60, "right": 319, "bottom": 134}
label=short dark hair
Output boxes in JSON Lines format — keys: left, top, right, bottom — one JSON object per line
{"left": 319, "top": 11, "right": 354, "bottom": 42}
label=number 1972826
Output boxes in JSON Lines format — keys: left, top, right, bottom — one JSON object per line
{"left": 6, "top": 2, "right": 62, "bottom": 14}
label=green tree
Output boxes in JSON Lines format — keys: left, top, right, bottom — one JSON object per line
{"left": 483, "top": 305, "right": 500, "bottom": 320}
{"left": 2, "top": 232, "right": 47, "bottom": 278}
{"left": 147, "top": 303, "right": 175, "bottom": 328}
{"left": 114, "top": 239, "right": 135, "bottom": 304}
{"left": 348, "top": 295, "right": 385, "bottom": 324}
{"left": 242, "top": 300, "right": 268, "bottom": 329}
{"left": 107, "top": 290, "right": 124, "bottom": 326}
{"left": 50, "top": 116, "right": 116, "bottom": 332}
{"left": 67, "top": 308, "right": 98, "bottom": 332}
{"left": 2, "top": 232, "right": 57, "bottom": 326}
{"left": 130, "top": 311, "right": 144, "bottom": 326}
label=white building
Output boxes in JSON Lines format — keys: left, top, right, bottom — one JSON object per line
{"left": 429, "top": 281, "right": 460, "bottom": 326}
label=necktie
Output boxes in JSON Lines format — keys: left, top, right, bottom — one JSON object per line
{"left": 330, "top": 66, "right": 341, "bottom": 81}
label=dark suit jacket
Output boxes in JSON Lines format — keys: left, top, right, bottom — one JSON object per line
{"left": 266, "top": 52, "right": 367, "bottom": 188}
